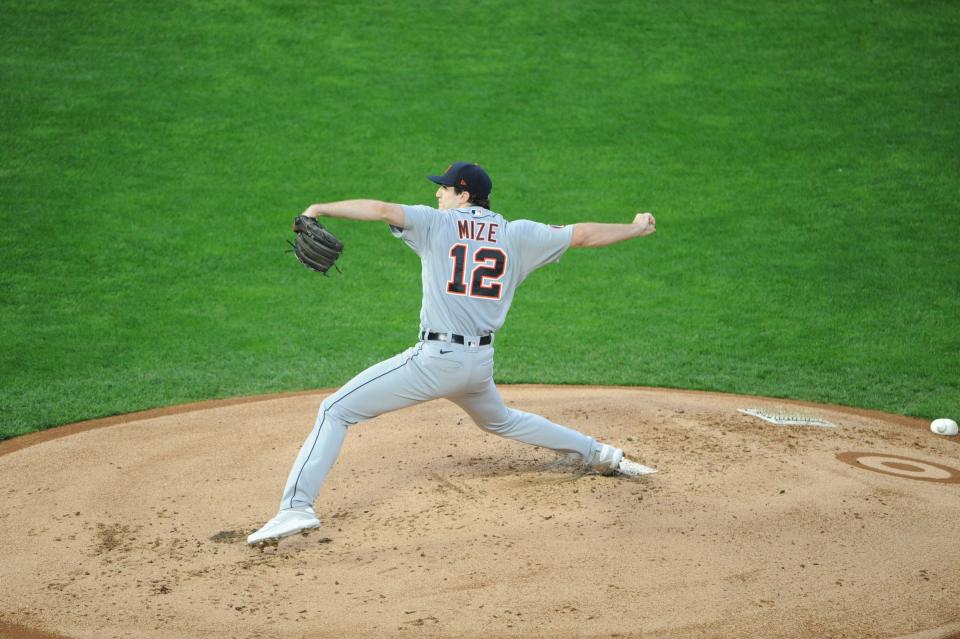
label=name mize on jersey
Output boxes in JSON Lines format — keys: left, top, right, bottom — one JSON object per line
{"left": 457, "top": 220, "right": 499, "bottom": 243}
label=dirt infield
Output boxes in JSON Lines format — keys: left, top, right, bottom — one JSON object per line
{"left": 1, "top": 386, "right": 958, "bottom": 639}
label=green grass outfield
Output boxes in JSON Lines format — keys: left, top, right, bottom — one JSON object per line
{"left": 2, "top": 1, "right": 958, "bottom": 440}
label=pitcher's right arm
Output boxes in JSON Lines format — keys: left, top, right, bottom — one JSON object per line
{"left": 570, "top": 213, "right": 656, "bottom": 248}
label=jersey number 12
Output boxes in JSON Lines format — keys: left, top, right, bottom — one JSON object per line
{"left": 446, "top": 244, "right": 507, "bottom": 300}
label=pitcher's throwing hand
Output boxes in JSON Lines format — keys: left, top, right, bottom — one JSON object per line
{"left": 634, "top": 212, "right": 656, "bottom": 236}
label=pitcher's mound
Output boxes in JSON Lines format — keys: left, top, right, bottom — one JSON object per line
{"left": 1, "top": 386, "right": 958, "bottom": 639}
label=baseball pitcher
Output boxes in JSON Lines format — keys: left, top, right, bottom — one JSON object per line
{"left": 249, "top": 162, "right": 657, "bottom": 546}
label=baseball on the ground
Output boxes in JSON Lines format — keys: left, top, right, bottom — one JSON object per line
{"left": 930, "top": 418, "right": 959, "bottom": 436}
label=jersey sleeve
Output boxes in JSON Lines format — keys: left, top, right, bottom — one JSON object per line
{"left": 509, "top": 219, "right": 574, "bottom": 279}
{"left": 391, "top": 204, "right": 438, "bottom": 255}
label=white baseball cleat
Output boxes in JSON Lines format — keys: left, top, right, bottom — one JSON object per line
{"left": 618, "top": 458, "right": 658, "bottom": 476}
{"left": 587, "top": 443, "right": 624, "bottom": 475}
{"left": 247, "top": 506, "right": 321, "bottom": 546}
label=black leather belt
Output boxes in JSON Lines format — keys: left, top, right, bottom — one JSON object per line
{"left": 421, "top": 331, "right": 492, "bottom": 346}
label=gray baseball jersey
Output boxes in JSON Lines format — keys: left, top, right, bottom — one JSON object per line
{"left": 392, "top": 205, "right": 573, "bottom": 338}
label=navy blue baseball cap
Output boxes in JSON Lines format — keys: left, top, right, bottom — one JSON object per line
{"left": 427, "top": 162, "right": 492, "bottom": 199}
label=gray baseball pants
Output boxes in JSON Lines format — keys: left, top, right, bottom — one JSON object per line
{"left": 280, "top": 338, "right": 596, "bottom": 510}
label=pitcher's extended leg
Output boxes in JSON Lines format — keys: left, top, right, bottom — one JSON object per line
{"left": 451, "top": 379, "right": 595, "bottom": 460}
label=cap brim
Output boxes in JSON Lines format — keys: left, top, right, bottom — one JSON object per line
{"left": 427, "top": 175, "right": 456, "bottom": 186}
